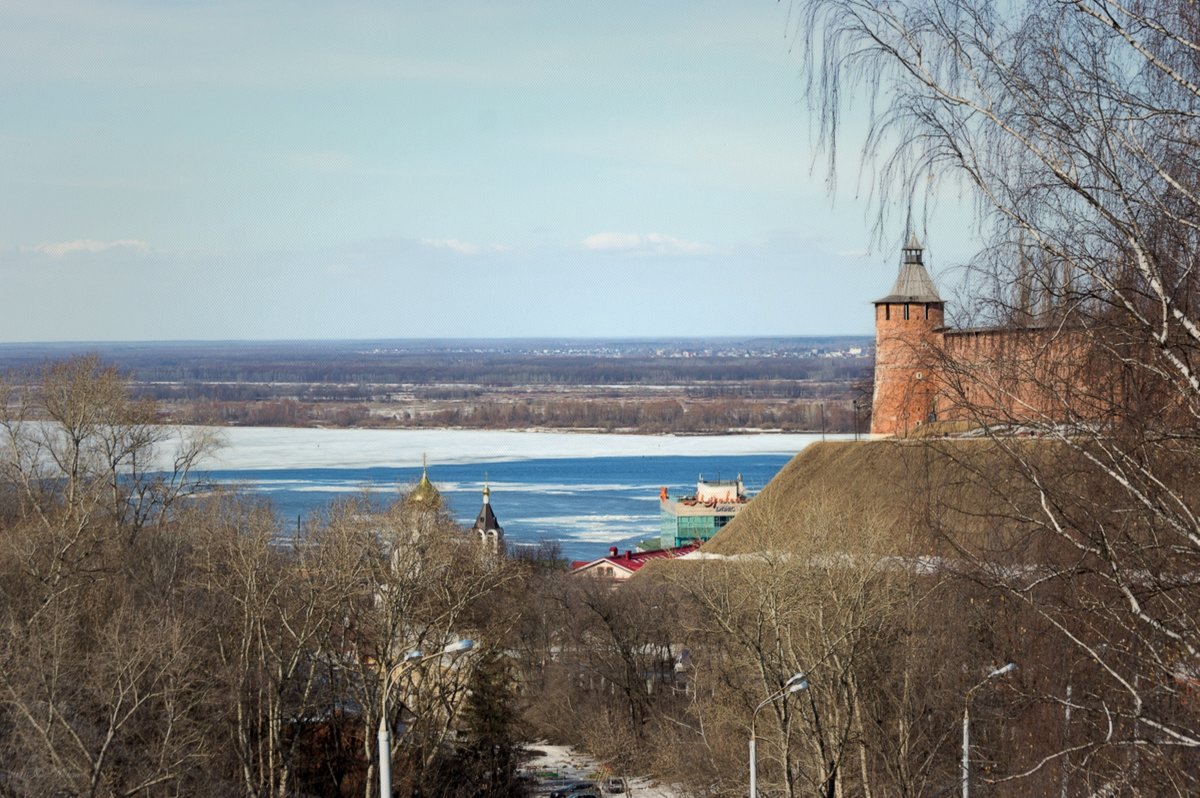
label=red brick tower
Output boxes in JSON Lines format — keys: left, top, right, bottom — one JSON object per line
{"left": 871, "top": 234, "right": 945, "bottom": 435}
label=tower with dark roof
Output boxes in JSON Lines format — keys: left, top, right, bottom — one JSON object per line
{"left": 871, "top": 235, "right": 946, "bottom": 435}
{"left": 469, "top": 482, "right": 505, "bottom": 556}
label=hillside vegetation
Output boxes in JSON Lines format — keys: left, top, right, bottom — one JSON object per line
{"left": 523, "top": 439, "right": 1199, "bottom": 795}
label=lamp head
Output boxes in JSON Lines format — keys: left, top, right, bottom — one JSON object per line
{"left": 443, "top": 639, "right": 474, "bottom": 654}
{"left": 989, "top": 662, "right": 1017, "bottom": 678}
{"left": 784, "top": 672, "right": 809, "bottom": 692}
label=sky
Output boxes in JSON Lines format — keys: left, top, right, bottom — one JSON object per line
{"left": 0, "top": 1, "right": 979, "bottom": 342}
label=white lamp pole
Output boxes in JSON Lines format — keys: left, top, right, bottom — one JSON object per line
{"left": 378, "top": 639, "right": 474, "bottom": 798}
{"left": 750, "top": 672, "right": 809, "bottom": 798}
{"left": 962, "top": 663, "right": 1016, "bottom": 798}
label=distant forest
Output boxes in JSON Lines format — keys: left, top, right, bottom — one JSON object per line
{"left": 0, "top": 338, "right": 874, "bottom": 433}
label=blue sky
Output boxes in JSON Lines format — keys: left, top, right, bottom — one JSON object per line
{"left": 0, "top": 1, "right": 977, "bottom": 342}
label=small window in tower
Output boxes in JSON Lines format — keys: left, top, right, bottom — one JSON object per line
{"left": 924, "top": 304, "right": 929, "bottom": 319}
{"left": 885, "top": 305, "right": 890, "bottom": 321}
{"left": 903, "top": 304, "right": 910, "bottom": 320}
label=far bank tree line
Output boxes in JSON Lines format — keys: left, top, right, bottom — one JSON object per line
{"left": 0, "top": 344, "right": 872, "bottom": 435}
{"left": 186, "top": 395, "right": 866, "bottom": 435}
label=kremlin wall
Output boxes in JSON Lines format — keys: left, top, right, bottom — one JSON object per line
{"left": 870, "top": 236, "right": 1111, "bottom": 436}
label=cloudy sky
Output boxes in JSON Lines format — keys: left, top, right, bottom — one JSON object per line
{"left": 0, "top": 1, "right": 977, "bottom": 342}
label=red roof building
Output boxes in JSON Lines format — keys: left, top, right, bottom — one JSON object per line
{"left": 569, "top": 542, "right": 701, "bottom": 581}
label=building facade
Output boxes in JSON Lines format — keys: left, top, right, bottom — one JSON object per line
{"left": 658, "top": 476, "right": 748, "bottom": 548}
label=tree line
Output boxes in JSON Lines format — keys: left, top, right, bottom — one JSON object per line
{"left": 0, "top": 358, "right": 528, "bottom": 797}
{"left": 177, "top": 396, "right": 870, "bottom": 434}
{"left": 0, "top": 348, "right": 871, "bottom": 398}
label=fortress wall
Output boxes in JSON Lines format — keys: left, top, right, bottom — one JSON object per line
{"left": 936, "top": 327, "right": 1106, "bottom": 426}
{"left": 868, "top": 237, "right": 1124, "bottom": 436}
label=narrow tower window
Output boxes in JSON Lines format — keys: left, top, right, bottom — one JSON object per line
{"left": 903, "top": 304, "right": 910, "bottom": 320}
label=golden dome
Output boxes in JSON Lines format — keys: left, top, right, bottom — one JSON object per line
{"left": 407, "top": 456, "right": 442, "bottom": 507}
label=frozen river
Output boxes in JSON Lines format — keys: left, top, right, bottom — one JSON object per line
{"left": 185, "top": 427, "right": 834, "bottom": 560}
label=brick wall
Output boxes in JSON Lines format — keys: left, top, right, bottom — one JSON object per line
{"left": 870, "top": 301, "right": 945, "bottom": 435}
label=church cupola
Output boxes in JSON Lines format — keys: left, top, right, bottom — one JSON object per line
{"left": 470, "top": 478, "right": 505, "bottom": 556}
{"left": 406, "top": 454, "right": 443, "bottom": 508}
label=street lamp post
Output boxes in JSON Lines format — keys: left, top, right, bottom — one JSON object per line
{"left": 378, "top": 639, "right": 474, "bottom": 798}
{"left": 962, "top": 663, "right": 1016, "bottom": 798}
{"left": 750, "top": 672, "right": 809, "bottom": 798}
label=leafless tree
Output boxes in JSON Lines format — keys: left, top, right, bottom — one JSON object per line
{"left": 0, "top": 358, "right": 533, "bottom": 796}
{"left": 0, "top": 355, "right": 217, "bottom": 551}
{"left": 307, "top": 494, "right": 520, "bottom": 797}
{"left": 792, "top": 0, "right": 1200, "bottom": 789}
{"left": 662, "top": 495, "right": 963, "bottom": 798}
{"left": 0, "top": 357, "right": 223, "bottom": 797}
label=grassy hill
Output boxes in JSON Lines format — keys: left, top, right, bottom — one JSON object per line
{"left": 693, "top": 438, "right": 1071, "bottom": 559}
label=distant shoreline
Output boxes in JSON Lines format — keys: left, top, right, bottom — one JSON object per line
{"left": 175, "top": 421, "right": 814, "bottom": 437}
{"left": 6, "top": 339, "right": 872, "bottom": 436}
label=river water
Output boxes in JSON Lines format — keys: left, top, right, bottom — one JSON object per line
{"left": 189, "top": 427, "right": 834, "bottom": 560}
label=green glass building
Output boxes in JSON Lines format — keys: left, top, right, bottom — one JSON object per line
{"left": 658, "top": 475, "right": 747, "bottom": 548}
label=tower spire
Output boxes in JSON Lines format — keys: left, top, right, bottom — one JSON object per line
{"left": 876, "top": 233, "right": 940, "bottom": 303}
{"left": 471, "top": 476, "right": 504, "bottom": 556}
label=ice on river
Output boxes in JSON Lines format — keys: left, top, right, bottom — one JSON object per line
{"left": 176, "top": 426, "right": 838, "bottom": 471}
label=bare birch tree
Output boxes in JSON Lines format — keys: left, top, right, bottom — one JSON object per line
{"left": 661, "top": 496, "right": 959, "bottom": 798}
{"left": 792, "top": 0, "right": 1200, "bottom": 788}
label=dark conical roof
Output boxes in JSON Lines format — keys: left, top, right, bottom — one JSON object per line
{"left": 875, "top": 233, "right": 942, "bottom": 304}
{"left": 471, "top": 485, "right": 503, "bottom": 534}
{"left": 472, "top": 502, "right": 501, "bottom": 534}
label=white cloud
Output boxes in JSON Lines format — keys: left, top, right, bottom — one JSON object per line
{"left": 582, "top": 232, "right": 712, "bottom": 256}
{"left": 420, "top": 239, "right": 510, "bottom": 256}
{"left": 23, "top": 239, "right": 150, "bottom": 257}
{"left": 421, "top": 238, "right": 482, "bottom": 255}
